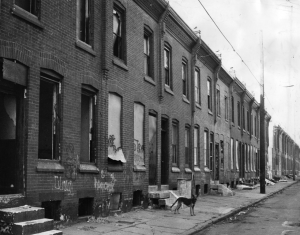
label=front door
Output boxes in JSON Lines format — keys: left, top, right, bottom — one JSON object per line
{"left": 0, "top": 83, "right": 24, "bottom": 195}
{"left": 149, "top": 114, "right": 157, "bottom": 185}
{"left": 161, "top": 118, "right": 169, "bottom": 185}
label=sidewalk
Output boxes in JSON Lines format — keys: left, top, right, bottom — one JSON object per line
{"left": 60, "top": 180, "right": 298, "bottom": 235}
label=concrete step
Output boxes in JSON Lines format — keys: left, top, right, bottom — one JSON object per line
{"left": 0, "top": 206, "right": 45, "bottom": 223}
{"left": 32, "top": 230, "right": 63, "bottom": 235}
{"left": 12, "top": 218, "right": 54, "bottom": 235}
{"left": 148, "top": 190, "right": 170, "bottom": 199}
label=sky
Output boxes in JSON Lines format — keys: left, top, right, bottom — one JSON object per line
{"left": 169, "top": 0, "right": 300, "bottom": 145}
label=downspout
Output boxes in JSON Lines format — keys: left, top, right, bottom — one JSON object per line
{"left": 158, "top": 2, "right": 170, "bottom": 102}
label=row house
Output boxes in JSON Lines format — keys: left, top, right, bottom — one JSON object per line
{"left": 0, "top": 0, "right": 271, "bottom": 223}
{"left": 272, "top": 126, "right": 300, "bottom": 177}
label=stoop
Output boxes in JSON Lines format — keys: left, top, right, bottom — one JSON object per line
{"left": 0, "top": 206, "right": 63, "bottom": 235}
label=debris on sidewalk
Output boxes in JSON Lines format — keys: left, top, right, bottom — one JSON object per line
{"left": 237, "top": 184, "right": 253, "bottom": 190}
{"left": 266, "top": 179, "right": 275, "bottom": 186}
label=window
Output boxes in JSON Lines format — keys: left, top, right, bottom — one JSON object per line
{"left": 144, "top": 33, "right": 151, "bottom": 76}
{"left": 247, "top": 110, "right": 250, "bottom": 132}
{"left": 172, "top": 122, "right": 178, "bottom": 164}
{"left": 236, "top": 140, "right": 239, "bottom": 170}
{"left": 108, "top": 93, "right": 126, "bottom": 164}
{"left": 250, "top": 145, "right": 253, "bottom": 171}
{"left": 80, "top": 90, "right": 96, "bottom": 163}
{"left": 194, "top": 127, "right": 199, "bottom": 166}
{"left": 164, "top": 46, "right": 171, "bottom": 87}
{"left": 38, "top": 77, "right": 61, "bottom": 160}
{"left": 185, "top": 127, "right": 190, "bottom": 165}
{"left": 78, "top": 0, "right": 91, "bottom": 44}
{"left": 251, "top": 113, "right": 253, "bottom": 135}
{"left": 237, "top": 101, "right": 241, "bottom": 127}
{"left": 230, "top": 138, "right": 234, "bottom": 170}
{"left": 182, "top": 60, "right": 188, "bottom": 97}
{"left": 255, "top": 116, "right": 257, "bottom": 137}
{"left": 248, "top": 144, "right": 250, "bottom": 171}
{"left": 209, "top": 133, "right": 213, "bottom": 170}
{"left": 231, "top": 96, "right": 234, "bottom": 123}
{"left": 207, "top": 79, "right": 212, "bottom": 111}
{"left": 242, "top": 105, "right": 245, "bottom": 130}
{"left": 195, "top": 69, "right": 200, "bottom": 104}
{"left": 216, "top": 87, "right": 220, "bottom": 116}
{"left": 134, "top": 103, "right": 145, "bottom": 167}
{"left": 15, "top": 0, "right": 38, "bottom": 16}
{"left": 204, "top": 131, "right": 208, "bottom": 167}
{"left": 113, "top": 6, "right": 124, "bottom": 59}
{"left": 225, "top": 96, "right": 228, "bottom": 120}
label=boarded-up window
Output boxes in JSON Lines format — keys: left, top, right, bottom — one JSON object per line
{"left": 108, "top": 93, "right": 126, "bottom": 163}
{"left": 38, "top": 78, "right": 60, "bottom": 160}
{"left": 134, "top": 103, "right": 144, "bottom": 166}
{"left": 80, "top": 91, "right": 95, "bottom": 162}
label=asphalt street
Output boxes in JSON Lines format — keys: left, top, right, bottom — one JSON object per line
{"left": 197, "top": 182, "right": 300, "bottom": 235}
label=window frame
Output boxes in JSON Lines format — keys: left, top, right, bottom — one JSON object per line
{"left": 143, "top": 33, "right": 151, "bottom": 77}
{"left": 113, "top": 4, "right": 125, "bottom": 61}
{"left": 237, "top": 101, "right": 241, "bottom": 127}
{"left": 216, "top": 86, "right": 220, "bottom": 116}
{"left": 38, "top": 74, "right": 61, "bottom": 160}
{"left": 231, "top": 96, "right": 234, "bottom": 123}
{"left": 194, "top": 68, "right": 201, "bottom": 105}
{"left": 77, "top": 0, "right": 92, "bottom": 45}
{"left": 209, "top": 133, "right": 214, "bottom": 170}
{"left": 182, "top": 58, "right": 188, "bottom": 98}
{"left": 204, "top": 130, "right": 208, "bottom": 167}
{"left": 172, "top": 121, "right": 178, "bottom": 165}
{"left": 194, "top": 126, "right": 199, "bottom": 166}
{"left": 164, "top": 44, "right": 172, "bottom": 88}
{"left": 15, "top": 0, "right": 39, "bottom": 17}
{"left": 225, "top": 96, "right": 228, "bottom": 120}
{"left": 185, "top": 125, "right": 190, "bottom": 166}
{"left": 242, "top": 105, "right": 245, "bottom": 130}
{"left": 207, "top": 78, "right": 212, "bottom": 111}
{"left": 80, "top": 88, "right": 97, "bottom": 163}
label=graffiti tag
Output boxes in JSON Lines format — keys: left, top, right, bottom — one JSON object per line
{"left": 94, "top": 171, "right": 116, "bottom": 193}
{"left": 54, "top": 176, "right": 74, "bottom": 195}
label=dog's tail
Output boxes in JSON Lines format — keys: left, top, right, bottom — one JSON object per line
{"left": 170, "top": 198, "right": 179, "bottom": 208}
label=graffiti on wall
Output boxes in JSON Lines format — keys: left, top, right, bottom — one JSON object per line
{"left": 62, "top": 142, "right": 79, "bottom": 180}
{"left": 134, "top": 139, "right": 144, "bottom": 166}
{"left": 94, "top": 170, "right": 116, "bottom": 193}
{"left": 53, "top": 176, "right": 74, "bottom": 196}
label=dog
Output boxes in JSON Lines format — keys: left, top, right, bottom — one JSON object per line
{"left": 170, "top": 194, "right": 198, "bottom": 216}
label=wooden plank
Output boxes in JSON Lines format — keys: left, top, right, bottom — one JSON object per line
{"left": 3, "top": 59, "right": 27, "bottom": 86}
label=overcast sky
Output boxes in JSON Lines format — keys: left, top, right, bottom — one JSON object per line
{"left": 169, "top": 0, "right": 300, "bottom": 145}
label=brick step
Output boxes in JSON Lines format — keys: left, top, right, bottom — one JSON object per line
{"left": 0, "top": 206, "right": 45, "bottom": 223}
{"left": 32, "top": 230, "right": 63, "bottom": 235}
{"left": 12, "top": 218, "right": 54, "bottom": 235}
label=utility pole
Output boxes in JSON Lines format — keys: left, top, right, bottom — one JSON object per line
{"left": 260, "top": 31, "right": 266, "bottom": 194}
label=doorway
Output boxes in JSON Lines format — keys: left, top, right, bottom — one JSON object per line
{"left": 0, "top": 83, "right": 24, "bottom": 195}
{"left": 161, "top": 118, "right": 169, "bottom": 185}
{"left": 215, "top": 143, "right": 219, "bottom": 181}
{"left": 149, "top": 114, "right": 157, "bottom": 185}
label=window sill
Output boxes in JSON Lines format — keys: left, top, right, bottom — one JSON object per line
{"left": 231, "top": 122, "right": 235, "bottom": 127}
{"left": 208, "top": 110, "right": 213, "bottom": 116}
{"left": 134, "top": 165, "right": 146, "bottom": 172}
{"left": 36, "top": 160, "right": 64, "bottom": 173}
{"left": 79, "top": 163, "right": 99, "bottom": 173}
{"left": 164, "top": 85, "right": 174, "bottom": 96}
{"left": 113, "top": 57, "right": 128, "bottom": 71}
{"left": 238, "top": 126, "right": 241, "bottom": 130}
{"left": 11, "top": 5, "right": 43, "bottom": 29}
{"left": 182, "top": 96, "right": 190, "bottom": 104}
{"left": 75, "top": 40, "right": 96, "bottom": 56}
{"left": 185, "top": 168, "right": 192, "bottom": 173}
{"left": 171, "top": 167, "right": 180, "bottom": 173}
{"left": 195, "top": 103, "right": 201, "bottom": 110}
{"left": 144, "top": 75, "right": 156, "bottom": 86}
{"left": 194, "top": 166, "right": 201, "bottom": 172}
{"left": 204, "top": 166, "right": 211, "bottom": 172}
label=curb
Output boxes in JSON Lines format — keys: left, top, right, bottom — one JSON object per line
{"left": 185, "top": 181, "right": 298, "bottom": 235}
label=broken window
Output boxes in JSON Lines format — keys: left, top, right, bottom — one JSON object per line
{"left": 78, "top": 0, "right": 91, "bottom": 44}
{"left": 195, "top": 69, "right": 200, "bottom": 104}
{"left": 164, "top": 45, "right": 171, "bottom": 87}
{"left": 194, "top": 127, "right": 199, "bottom": 166}
{"left": 15, "top": 0, "right": 38, "bottom": 16}
{"left": 207, "top": 79, "right": 212, "bottom": 111}
{"left": 80, "top": 90, "right": 96, "bottom": 163}
{"left": 38, "top": 77, "right": 60, "bottom": 160}
{"left": 182, "top": 60, "right": 188, "bottom": 97}
{"left": 185, "top": 126, "right": 190, "bottom": 165}
{"left": 144, "top": 33, "right": 151, "bottom": 76}
{"left": 108, "top": 93, "right": 126, "bottom": 164}
{"left": 134, "top": 103, "right": 145, "bottom": 167}
{"left": 204, "top": 130, "right": 208, "bottom": 167}
{"left": 113, "top": 7, "right": 123, "bottom": 59}
{"left": 216, "top": 86, "right": 220, "bottom": 116}
{"left": 172, "top": 122, "right": 178, "bottom": 164}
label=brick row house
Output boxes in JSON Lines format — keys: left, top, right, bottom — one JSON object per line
{"left": 0, "top": 0, "right": 271, "bottom": 223}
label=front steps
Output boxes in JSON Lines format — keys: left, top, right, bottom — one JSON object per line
{"left": 0, "top": 205, "right": 62, "bottom": 235}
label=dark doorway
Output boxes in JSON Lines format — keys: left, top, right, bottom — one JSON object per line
{"left": 132, "top": 190, "right": 142, "bottom": 207}
{"left": 149, "top": 114, "right": 157, "bottom": 185}
{"left": 78, "top": 197, "right": 93, "bottom": 217}
{"left": 161, "top": 118, "right": 169, "bottom": 185}
{"left": 241, "top": 144, "right": 245, "bottom": 178}
{"left": 42, "top": 200, "right": 61, "bottom": 221}
{"left": 0, "top": 83, "right": 24, "bottom": 195}
{"left": 215, "top": 143, "right": 219, "bottom": 181}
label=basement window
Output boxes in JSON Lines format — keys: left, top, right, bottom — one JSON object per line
{"left": 132, "top": 190, "right": 143, "bottom": 207}
{"left": 38, "top": 76, "right": 61, "bottom": 160}
{"left": 78, "top": 197, "right": 93, "bottom": 217}
{"left": 41, "top": 201, "right": 61, "bottom": 221}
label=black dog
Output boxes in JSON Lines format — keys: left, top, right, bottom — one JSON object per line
{"left": 170, "top": 194, "right": 198, "bottom": 216}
